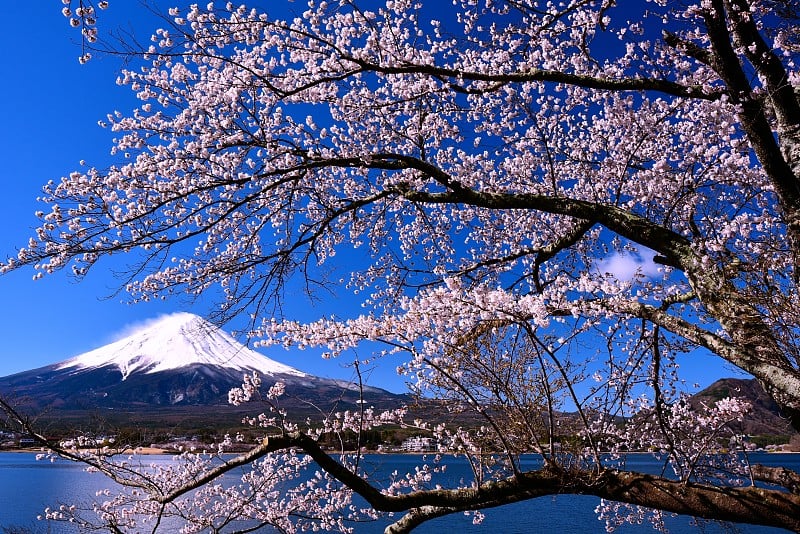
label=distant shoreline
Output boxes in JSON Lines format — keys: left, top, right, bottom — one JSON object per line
{"left": 1, "top": 446, "right": 170, "bottom": 455}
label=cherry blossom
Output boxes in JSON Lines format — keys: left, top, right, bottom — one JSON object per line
{"left": 4, "top": 0, "right": 800, "bottom": 531}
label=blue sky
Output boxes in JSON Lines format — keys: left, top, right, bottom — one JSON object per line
{"left": 0, "top": 3, "right": 743, "bottom": 395}
{"left": 0, "top": 5, "right": 167, "bottom": 374}
{"left": 0, "top": 3, "right": 403, "bottom": 389}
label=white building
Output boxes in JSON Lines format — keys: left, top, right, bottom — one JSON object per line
{"left": 401, "top": 436, "right": 436, "bottom": 452}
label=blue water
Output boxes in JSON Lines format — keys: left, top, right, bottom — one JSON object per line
{"left": 0, "top": 452, "right": 797, "bottom": 533}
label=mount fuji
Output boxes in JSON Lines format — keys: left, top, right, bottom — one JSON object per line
{"left": 0, "top": 313, "right": 405, "bottom": 416}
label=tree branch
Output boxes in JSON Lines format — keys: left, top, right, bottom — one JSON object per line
{"left": 399, "top": 187, "right": 692, "bottom": 268}
{"left": 749, "top": 464, "right": 800, "bottom": 494}
{"left": 142, "top": 428, "right": 800, "bottom": 532}
{"left": 343, "top": 56, "right": 722, "bottom": 101}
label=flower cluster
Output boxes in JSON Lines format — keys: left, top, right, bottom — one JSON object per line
{"left": 227, "top": 372, "right": 262, "bottom": 405}
{"left": 60, "top": 0, "right": 108, "bottom": 62}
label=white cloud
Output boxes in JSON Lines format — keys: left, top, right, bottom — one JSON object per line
{"left": 596, "top": 248, "right": 661, "bottom": 281}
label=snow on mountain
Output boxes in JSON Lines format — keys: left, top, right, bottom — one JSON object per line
{"left": 56, "top": 312, "right": 306, "bottom": 380}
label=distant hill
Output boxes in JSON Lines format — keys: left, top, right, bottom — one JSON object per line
{"left": 690, "top": 378, "right": 797, "bottom": 438}
{"left": 0, "top": 313, "right": 408, "bottom": 429}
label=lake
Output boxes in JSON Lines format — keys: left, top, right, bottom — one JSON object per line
{"left": 1, "top": 452, "right": 798, "bottom": 533}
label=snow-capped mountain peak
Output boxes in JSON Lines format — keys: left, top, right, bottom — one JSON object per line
{"left": 56, "top": 312, "right": 306, "bottom": 380}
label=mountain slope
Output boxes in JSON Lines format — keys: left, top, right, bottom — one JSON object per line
{"left": 0, "top": 313, "right": 405, "bottom": 414}
{"left": 690, "top": 378, "right": 796, "bottom": 437}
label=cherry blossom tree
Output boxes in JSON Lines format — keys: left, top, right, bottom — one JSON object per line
{"left": 3, "top": 0, "right": 800, "bottom": 531}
